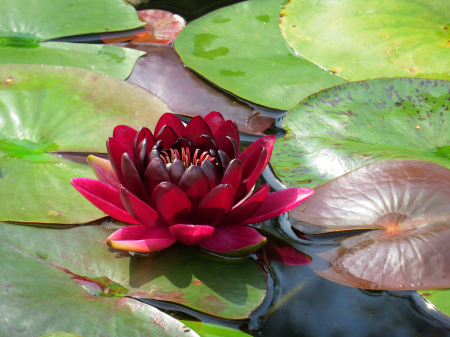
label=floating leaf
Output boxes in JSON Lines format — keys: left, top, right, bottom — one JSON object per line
{"left": 102, "top": 10, "right": 185, "bottom": 45}
{"left": 419, "top": 289, "right": 450, "bottom": 317}
{"left": 41, "top": 333, "right": 83, "bottom": 337}
{"left": 125, "top": 43, "right": 274, "bottom": 135}
{"left": 271, "top": 78, "right": 450, "bottom": 188}
{"left": 0, "top": 222, "right": 266, "bottom": 319}
{"left": 0, "top": 0, "right": 145, "bottom": 79}
{"left": 181, "top": 321, "right": 252, "bottom": 337}
{"left": 174, "top": 0, "right": 345, "bottom": 110}
{"left": 0, "top": 64, "right": 170, "bottom": 224}
{"left": 280, "top": 0, "right": 450, "bottom": 82}
{"left": 0, "top": 224, "right": 201, "bottom": 337}
{"left": 292, "top": 160, "right": 450, "bottom": 290}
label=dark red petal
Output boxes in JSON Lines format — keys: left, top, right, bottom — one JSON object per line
{"left": 237, "top": 147, "right": 267, "bottom": 200}
{"left": 156, "top": 125, "right": 179, "bottom": 149}
{"left": 134, "top": 127, "right": 156, "bottom": 160}
{"left": 218, "top": 150, "right": 230, "bottom": 172}
{"left": 221, "top": 159, "right": 242, "bottom": 197}
{"left": 154, "top": 113, "right": 185, "bottom": 138}
{"left": 221, "top": 184, "right": 270, "bottom": 226}
{"left": 135, "top": 138, "right": 147, "bottom": 175}
{"left": 223, "top": 136, "right": 238, "bottom": 160}
{"left": 195, "top": 134, "right": 218, "bottom": 151}
{"left": 121, "top": 153, "right": 149, "bottom": 202}
{"left": 144, "top": 157, "right": 171, "bottom": 195}
{"left": 71, "top": 178, "right": 139, "bottom": 224}
{"left": 192, "top": 184, "right": 234, "bottom": 226}
{"left": 204, "top": 111, "right": 225, "bottom": 136}
{"left": 214, "top": 120, "right": 239, "bottom": 152}
{"left": 87, "top": 155, "right": 120, "bottom": 190}
{"left": 106, "top": 222, "right": 176, "bottom": 253}
{"left": 201, "top": 160, "right": 219, "bottom": 190}
{"left": 178, "top": 165, "right": 210, "bottom": 210}
{"left": 169, "top": 224, "right": 214, "bottom": 245}
{"left": 151, "top": 182, "right": 191, "bottom": 226}
{"left": 106, "top": 137, "right": 128, "bottom": 186}
{"left": 113, "top": 125, "right": 137, "bottom": 161}
{"left": 239, "top": 135, "right": 275, "bottom": 180}
{"left": 182, "top": 115, "right": 214, "bottom": 144}
{"left": 119, "top": 186, "right": 161, "bottom": 227}
{"left": 199, "top": 226, "right": 266, "bottom": 254}
{"left": 239, "top": 187, "right": 315, "bottom": 226}
{"left": 169, "top": 158, "right": 186, "bottom": 186}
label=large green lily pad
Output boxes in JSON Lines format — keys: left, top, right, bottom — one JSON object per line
{"left": 293, "top": 160, "right": 450, "bottom": 290}
{"left": 174, "top": 0, "right": 345, "bottom": 110}
{"left": 0, "top": 222, "right": 266, "bottom": 319}
{"left": 0, "top": 64, "right": 170, "bottom": 224}
{"left": 1, "top": 224, "right": 201, "bottom": 337}
{"left": 0, "top": 0, "right": 146, "bottom": 79}
{"left": 181, "top": 321, "right": 252, "bottom": 337}
{"left": 280, "top": 0, "right": 450, "bottom": 82}
{"left": 271, "top": 78, "right": 450, "bottom": 188}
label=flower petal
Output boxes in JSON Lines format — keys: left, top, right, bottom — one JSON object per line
{"left": 192, "top": 184, "right": 235, "bottom": 226}
{"left": 239, "top": 135, "right": 275, "bottom": 181}
{"left": 204, "top": 111, "right": 225, "bottom": 136}
{"left": 199, "top": 226, "right": 266, "bottom": 256}
{"left": 134, "top": 127, "right": 156, "bottom": 160}
{"left": 144, "top": 157, "right": 171, "bottom": 195}
{"left": 223, "top": 136, "right": 238, "bottom": 160}
{"left": 154, "top": 113, "right": 185, "bottom": 138}
{"left": 119, "top": 186, "right": 161, "bottom": 227}
{"left": 71, "top": 178, "right": 139, "bottom": 224}
{"left": 113, "top": 125, "right": 137, "bottom": 161}
{"left": 156, "top": 125, "right": 179, "bottom": 149}
{"left": 107, "top": 137, "right": 129, "bottom": 186}
{"left": 214, "top": 120, "right": 239, "bottom": 152}
{"left": 221, "top": 184, "right": 270, "bottom": 226}
{"left": 178, "top": 165, "right": 210, "bottom": 210}
{"left": 195, "top": 134, "right": 218, "bottom": 152}
{"left": 239, "top": 187, "right": 315, "bottom": 226}
{"left": 121, "top": 153, "right": 149, "bottom": 203}
{"left": 106, "top": 222, "right": 176, "bottom": 253}
{"left": 201, "top": 160, "right": 219, "bottom": 190}
{"left": 236, "top": 147, "right": 267, "bottom": 200}
{"left": 151, "top": 182, "right": 191, "bottom": 226}
{"left": 87, "top": 155, "right": 120, "bottom": 190}
{"left": 168, "top": 158, "right": 186, "bottom": 186}
{"left": 169, "top": 224, "right": 214, "bottom": 245}
{"left": 221, "top": 159, "right": 242, "bottom": 197}
{"left": 182, "top": 115, "right": 214, "bottom": 144}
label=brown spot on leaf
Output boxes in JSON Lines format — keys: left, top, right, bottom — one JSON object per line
{"left": 193, "top": 280, "right": 203, "bottom": 285}
{"left": 196, "top": 295, "right": 227, "bottom": 314}
{"left": 3, "top": 77, "right": 16, "bottom": 85}
{"left": 421, "top": 292, "right": 432, "bottom": 296}
{"left": 152, "top": 289, "right": 188, "bottom": 303}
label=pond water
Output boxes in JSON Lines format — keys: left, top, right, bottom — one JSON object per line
{"left": 44, "top": 0, "right": 450, "bottom": 335}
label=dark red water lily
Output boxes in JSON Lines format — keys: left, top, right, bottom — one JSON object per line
{"left": 72, "top": 111, "right": 313, "bottom": 255}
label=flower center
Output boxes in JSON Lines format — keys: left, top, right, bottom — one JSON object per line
{"left": 159, "top": 146, "right": 217, "bottom": 168}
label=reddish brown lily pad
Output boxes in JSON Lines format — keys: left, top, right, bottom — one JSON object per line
{"left": 102, "top": 10, "right": 185, "bottom": 45}
{"left": 123, "top": 43, "right": 274, "bottom": 135}
{"left": 292, "top": 160, "right": 450, "bottom": 290}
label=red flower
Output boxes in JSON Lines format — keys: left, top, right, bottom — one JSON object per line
{"left": 71, "top": 111, "right": 313, "bottom": 255}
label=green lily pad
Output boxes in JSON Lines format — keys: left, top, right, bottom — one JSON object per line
{"left": 1, "top": 224, "right": 201, "bottom": 337}
{"left": 0, "top": 222, "right": 267, "bottom": 319}
{"left": 293, "top": 160, "right": 450, "bottom": 290}
{"left": 419, "top": 289, "right": 450, "bottom": 317}
{"left": 0, "top": 0, "right": 146, "bottom": 79}
{"left": 174, "top": 0, "right": 345, "bottom": 110}
{"left": 280, "top": 0, "right": 450, "bottom": 82}
{"left": 271, "top": 78, "right": 450, "bottom": 188}
{"left": 41, "top": 333, "right": 84, "bottom": 337}
{"left": 0, "top": 64, "right": 170, "bottom": 224}
{"left": 181, "top": 321, "right": 252, "bottom": 337}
